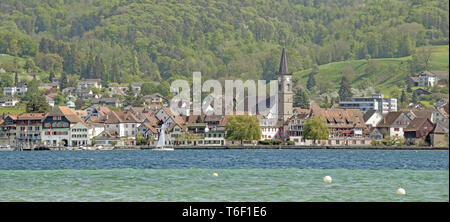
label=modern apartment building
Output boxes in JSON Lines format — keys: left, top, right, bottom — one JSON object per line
{"left": 339, "top": 94, "right": 397, "bottom": 113}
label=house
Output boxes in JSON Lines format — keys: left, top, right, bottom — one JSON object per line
{"left": 376, "top": 111, "right": 412, "bottom": 139}
{"left": 418, "top": 71, "right": 438, "bottom": 87}
{"left": 51, "top": 77, "right": 61, "bottom": 83}
{"left": 45, "top": 95, "right": 55, "bottom": 107}
{"left": 0, "top": 114, "right": 18, "bottom": 147}
{"left": 41, "top": 106, "right": 88, "bottom": 147}
{"left": 403, "top": 118, "right": 434, "bottom": 145}
{"left": 409, "top": 77, "right": 419, "bottom": 87}
{"left": 72, "top": 88, "right": 96, "bottom": 100}
{"left": 203, "top": 128, "right": 226, "bottom": 146}
{"left": 70, "top": 121, "right": 92, "bottom": 147}
{"left": 131, "top": 82, "right": 142, "bottom": 95}
{"left": 16, "top": 113, "right": 45, "bottom": 149}
{"left": 143, "top": 93, "right": 168, "bottom": 104}
{"left": 428, "top": 122, "right": 449, "bottom": 147}
{"left": 3, "top": 84, "right": 28, "bottom": 96}
{"left": 78, "top": 79, "right": 102, "bottom": 89}
{"left": 0, "top": 97, "right": 20, "bottom": 107}
{"left": 90, "top": 97, "right": 121, "bottom": 107}
{"left": 108, "top": 86, "right": 128, "bottom": 96}
{"left": 137, "top": 122, "right": 159, "bottom": 141}
{"left": 432, "top": 106, "right": 449, "bottom": 125}
{"left": 38, "top": 83, "right": 60, "bottom": 90}
{"left": 286, "top": 108, "right": 309, "bottom": 144}
{"left": 363, "top": 109, "right": 383, "bottom": 128}
{"left": 62, "top": 87, "right": 76, "bottom": 94}
{"left": 92, "top": 130, "right": 124, "bottom": 147}
{"left": 151, "top": 107, "right": 187, "bottom": 145}
{"left": 84, "top": 105, "right": 111, "bottom": 118}
{"left": 104, "top": 110, "right": 142, "bottom": 140}
{"left": 369, "top": 127, "right": 386, "bottom": 140}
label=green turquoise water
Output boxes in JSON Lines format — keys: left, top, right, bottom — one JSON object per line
{"left": 0, "top": 168, "right": 448, "bottom": 202}
{"left": 0, "top": 150, "right": 448, "bottom": 202}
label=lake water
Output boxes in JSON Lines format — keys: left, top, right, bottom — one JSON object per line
{"left": 0, "top": 150, "right": 448, "bottom": 201}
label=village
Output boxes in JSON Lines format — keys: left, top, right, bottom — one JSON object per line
{"left": 0, "top": 49, "right": 448, "bottom": 151}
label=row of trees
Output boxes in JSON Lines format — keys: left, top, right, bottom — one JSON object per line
{"left": 0, "top": 0, "right": 447, "bottom": 85}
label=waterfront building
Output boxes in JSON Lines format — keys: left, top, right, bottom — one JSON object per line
{"left": 16, "top": 113, "right": 45, "bottom": 149}
{"left": 428, "top": 122, "right": 449, "bottom": 147}
{"left": 338, "top": 93, "right": 397, "bottom": 114}
{"left": 286, "top": 108, "right": 309, "bottom": 145}
{"left": 375, "top": 111, "right": 412, "bottom": 139}
{"left": 404, "top": 118, "right": 434, "bottom": 145}
{"left": 92, "top": 130, "right": 124, "bottom": 147}
{"left": 0, "top": 114, "right": 18, "bottom": 147}
{"left": 70, "top": 121, "right": 92, "bottom": 146}
{"left": 41, "top": 106, "right": 86, "bottom": 147}
{"left": 104, "top": 110, "right": 142, "bottom": 140}
{"left": 310, "top": 105, "right": 369, "bottom": 145}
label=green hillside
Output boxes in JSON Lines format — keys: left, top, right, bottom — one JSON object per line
{"left": 293, "top": 45, "right": 449, "bottom": 99}
{"left": 0, "top": 0, "right": 448, "bottom": 86}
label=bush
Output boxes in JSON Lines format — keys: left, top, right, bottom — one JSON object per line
{"left": 286, "top": 140, "right": 295, "bottom": 145}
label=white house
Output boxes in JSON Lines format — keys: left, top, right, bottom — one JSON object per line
{"left": 78, "top": 79, "right": 102, "bottom": 89}
{"left": 0, "top": 97, "right": 20, "bottom": 107}
{"left": 3, "top": 85, "right": 27, "bottom": 96}
{"left": 363, "top": 110, "right": 384, "bottom": 128}
{"left": 418, "top": 71, "right": 438, "bottom": 87}
{"left": 104, "top": 110, "right": 142, "bottom": 139}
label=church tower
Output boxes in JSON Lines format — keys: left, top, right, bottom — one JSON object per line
{"left": 277, "top": 47, "right": 293, "bottom": 123}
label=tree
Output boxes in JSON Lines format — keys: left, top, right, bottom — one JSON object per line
{"left": 26, "top": 93, "right": 50, "bottom": 113}
{"left": 303, "top": 116, "right": 329, "bottom": 144}
{"left": 141, "top": 82, "right": 157, "bottom": 95}
{"left": 124, "top": 84, "right": 144, "bottom": 107}
{"left": 136, "top": 132, "right": 147, "bottom": 145}
{"left": 49, "top": 71, "right": 55, "bottom": 83}
{"left": 60, "top": 72, "right": 68, "bottom": 89}
{"left": 225, "top": 115, "right": 261, "bottom": 143}
{"left": 400, "top": 89, "right": 407, "bottom": 103}
{"left": 338, "top": 76, "right": 353, "bottom": 101}
{"left": 412, "top": 91, "right": 418, "bottom": 103}
{"left": 14, "top": 73, "right": 18, "bottom": 86}
{"left": 293, "top": 88, "right": 310, "bottom": 109}
{"left": 306, "top": 72, "right": 316, "bottom": 90}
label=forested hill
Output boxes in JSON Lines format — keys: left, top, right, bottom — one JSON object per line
{"left": 0, "top": 0, "right": 448, "bottom": 84}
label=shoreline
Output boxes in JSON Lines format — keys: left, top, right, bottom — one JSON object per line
{"left": 6, "top": 145, "right": 446, "bottom": 151}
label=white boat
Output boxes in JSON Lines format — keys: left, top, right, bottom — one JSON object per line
{"left": 152, "top": 122, "right": 174, "bottom": 151}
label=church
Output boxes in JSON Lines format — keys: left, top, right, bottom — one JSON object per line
{"left": 260, "top": 47, "right": 295, "bottom": 142}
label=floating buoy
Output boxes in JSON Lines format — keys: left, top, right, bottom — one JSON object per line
{"left": 323, "top": 176, "right": 332, "bottom": 184}
{"left": 396, "top": 188, "right": 406, "bottom": 195}
{"left": 212, "top": 173, "right": 218, "bottom": 177}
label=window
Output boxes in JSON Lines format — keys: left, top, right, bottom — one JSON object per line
{"left": 394, "top": 128, "right": 400, "bottom": 131}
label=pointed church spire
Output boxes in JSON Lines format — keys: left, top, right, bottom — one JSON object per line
{"left": 278, "top": 47, "right": 290, "bottom": 74}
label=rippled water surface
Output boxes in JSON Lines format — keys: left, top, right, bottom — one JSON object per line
{"left": 0, "top": 150, "right": 448, "bottom": 201}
